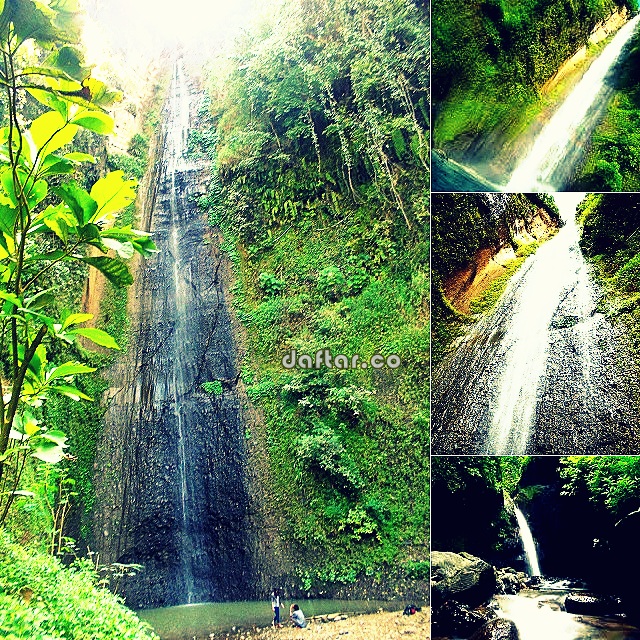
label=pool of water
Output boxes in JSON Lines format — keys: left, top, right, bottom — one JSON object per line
{"left": 139, "top": 599, "right": 403, "bottom": 639}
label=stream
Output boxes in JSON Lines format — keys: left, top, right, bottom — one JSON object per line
{"left": 494, "top": 588, "right": 640, "bottom": 640}
{"left": 92, "top": 61, "right": 255, "bottom": 608}
{"left": 432, "top": 193, "right": 640, "bottom": 455}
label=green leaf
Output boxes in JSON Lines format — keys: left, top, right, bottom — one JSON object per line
{"left": 68, "top": 327, "right": 120, "bottom": 350}
{"left": 50, "top": 384, "right": 93, "bottom": 402}
{"left": 29, "top": 110, "right": 78, "bottom": 156}
{"left": 4, "top": 0, "right": 59, "bottom": 44}
{"left": 0, "top": 291, "right": 23, "bottom": 308}
{"left": 41, "top": 202, "right": 76, "bottom": 242}
{"left": 45, "top": 361, "right": 95, "bottom": 383}
{"left": 27, "top": 178, "right": 48, "bottom": 209}
{"left": 61, "top": 312, "right": 93, "bottom": 329}
{"left": 71, "top": 110, "right": 113, "bottom": 134}
{"left": 43, "top": 45, "right": 91, "bottom": 82}
{"left": 24, "top": 290, "right": 55, "bottom": 310}
{"left": 82, "top": 77, "right": 122, "bottom": 108}
{"left": 102, "top": 226, "right": 158, "bottom": 257}
{"left": 27, "top": 87, "right": 69, "bottom": 118}
{"left": 39, "top": 153, "right": 75, "bottom": 177}
{"left": 0, "top": 204, "right": 17, "bottom": 236}
{"left": 41, "top": 429, "right": 68, "bottom": 446}
{"left": 53, "top": 181, "right": 97, "bottom": 225}
{"left": 89, "top": 171, "right": 137, "bottom": 222}
{"left": 32, "top": 440, "right": 66, "bottom": 464}
{"left": 81, "top": 256, "right": 133, "bottom": 287}
{"left": 102, "top": 237, "right": 134, "bottom": 259}
{"left": 64, "top": 152, "right": 96, "bottom": 163}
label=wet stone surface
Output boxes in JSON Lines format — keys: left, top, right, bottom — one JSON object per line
{"left": 93, "top": 63, "right": 255, "bottom": 608}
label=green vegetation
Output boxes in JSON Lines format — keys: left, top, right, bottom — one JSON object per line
{"left": 433, "top": 0, "right": 634, "bottom": 149}
{"left": 578, "top": 193, "right": 640, "bottom": 367}
{"left": 577, "top": 31, "right": 640, "bottom": 190}
{"left": 0, "top": 2, "right": 158, "bottom": 637}
{"left": 201, "top": 0, "right": 429, "bottom": 589}
{"left": 0, "top": 534, "right": 158, "bottom": 640}
{"left": 431, "top": 193, "right": 559, "bottom": 366}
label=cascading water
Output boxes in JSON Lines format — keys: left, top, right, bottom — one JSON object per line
{"left": 506, "top": 15, "right": 640, "bottom": 191}
{"left": 432, "top": 193, "right": 640, "bottom": 454}
{"left": 92, "top": 60, "right": 256, "bottom": 608}
{"left": 513, "top": 505, "right": 541, "bottom": 577}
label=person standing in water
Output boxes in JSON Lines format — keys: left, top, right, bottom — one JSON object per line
{"left": 271, "top": 589, "right": 282, "bottom": 628}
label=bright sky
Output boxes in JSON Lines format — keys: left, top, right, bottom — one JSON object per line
{"left": 83, "top": 0, "right": 263, "bottom": 57}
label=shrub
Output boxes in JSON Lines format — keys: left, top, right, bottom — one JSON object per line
{"left": 318, "top": 266, "right": 347, "bottom": 300}
{"left": 0, "top": 535, "right": 158, "bottom": 640}
{"left": 258, "top": 272, "right": 285, "bottom": 296}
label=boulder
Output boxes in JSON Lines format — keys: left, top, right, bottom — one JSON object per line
{"left": 431, "top": 551, "right": 496, "bottom": 608}
{"left": 432, "top": 599, "right": 496, "bottom": 638}
{"left": 495, "top": 571, "right": 520, "bottom": 595}
{"left": 469, "top": 618, "right": 520, "bottom": 640}
{"left": 564, "top": 593, "right": 623, "bottom": 616}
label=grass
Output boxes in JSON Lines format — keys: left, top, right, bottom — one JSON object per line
{"left": 469, "top": 242, "right": 539, "bottom": 314}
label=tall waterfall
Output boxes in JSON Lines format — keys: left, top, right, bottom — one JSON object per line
{"left": 506, "top": 15, "right": 640, "bottom": 191}
{"left": 514, "top": 505, "right": 541, "bottom": 577}
{"left": 92, "top": 60, "right": 256, "bottom": 608}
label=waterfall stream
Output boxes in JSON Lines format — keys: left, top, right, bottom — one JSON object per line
{"left": 513, "top": 505, "right": 541, "bottom": 577}
{"left": 92, "top": 60, "right": 255, "bottom": 608}
{"left": 506, "top": 15, "right": 640, "bottom": 191}
{"left": 432, "top": 194, "right": 640, "bottom": 454}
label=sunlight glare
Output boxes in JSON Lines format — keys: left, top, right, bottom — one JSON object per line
{"left": 89, "top": 0, "right": 261, "bottom": 53}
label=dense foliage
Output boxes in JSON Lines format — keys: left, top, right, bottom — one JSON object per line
{"left": 432, "top": 0, "right": 634, "bottom": 149}
{"left": 578, "top": 31, "right": 640, "bottom": 190}
{"left": 0, "top": 1, "right": 159, "bottom": 637}
{"left": 201, "top": 0, "right": 429, "bottom": 589}
{"left": 0, "top": 534, "right": 158, "bottom": 640}
{"left": 578, "top": 193, "right": 640, "bottom": 365}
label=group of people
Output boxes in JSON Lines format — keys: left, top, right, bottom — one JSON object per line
{"left": 270, "top": 589, "right": 307, "bottom": 629}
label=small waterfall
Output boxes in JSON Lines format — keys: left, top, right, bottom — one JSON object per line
{"left": 513, "top": 505, "right": 541, "bottom": 577}
{"left": 506, "top": 15, "right": 640, "bottom": 191}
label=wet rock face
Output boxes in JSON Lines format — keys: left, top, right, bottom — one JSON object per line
{"left": 432, "top": 600, "right": 497, "bottom": 638}
{"left": 469, "top": 617, "right": 520, "bottom": 640}
{"left": 431, "top": 551, "right": 496, "bottom": 608}
{"left": 564, "top": 593, "right": 624, "bottom": 616}
{"left": 92, "top": 65, "right": 256, "bottom": 608}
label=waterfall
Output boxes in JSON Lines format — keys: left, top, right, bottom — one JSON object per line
{"left": 432, "top": 191, "right": 640, "bottom": 454}
{"left": 506, "top": 15, "right": 640, "bottom": 191}
{"left": 92, "top": 59, "right": 256, "bottom": 608}
{"left": 485, "top": 193, "right": 591, "bottom": 453}
{"left": 514, "top": 505, "right": 541, "bottom": 577}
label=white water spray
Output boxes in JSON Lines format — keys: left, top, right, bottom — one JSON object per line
{"left": 506, "top": 15, "right": 640, "bottom": 191}
{"left": 514, "top": 505, "right": 541, "bottom": 577}
{"left": 167, "top": 60, "right": 195, "bottom": 604}
{"left": 486, "top": 193, "right": 595, "bottom": 453}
